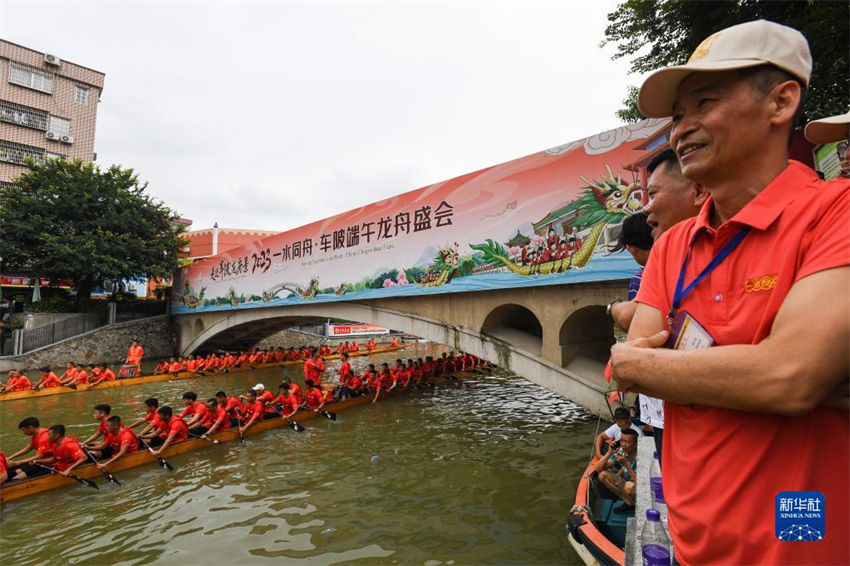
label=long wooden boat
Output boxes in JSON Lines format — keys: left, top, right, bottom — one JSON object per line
{"left": 566, "top": 456, "right": 629, "bottom": 566}
{"left": 1, "top": 385, "right": 418, "bottom": 503}
{"left": 0, "top": 345, "right": 410, "bottom": 404}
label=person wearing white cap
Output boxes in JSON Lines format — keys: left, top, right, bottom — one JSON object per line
{"left": 806, "top": 110, "right": 850, "bottom": 178}
{"left": 609, "top": 19, "right": 849, "bottom": 565}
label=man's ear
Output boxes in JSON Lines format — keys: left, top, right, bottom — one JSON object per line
{"left": 768, "top": 80, "right": 802, "bottom": 130}
{"left": 692, "top": 182, "right": 709, "bottom": 207}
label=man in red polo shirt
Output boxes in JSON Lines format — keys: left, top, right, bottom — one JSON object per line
{"left": 200, "top": 397, "right": 231, "bottom": 437}
{"left": 34, "top": 367, "right": 62, "bottom": 389}
{"left": 5, "top": 417, "right": 55, "bottom": 479}
{"left": 610, "top": 20, "right": 849, "bottom": 565}
{"left": 90, "top": 416, "right": 138, "bottom": 467}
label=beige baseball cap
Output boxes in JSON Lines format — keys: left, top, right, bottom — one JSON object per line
{"left": 804, "top": 111, "right": 850, "bottom": 144}
{"left": 638, "top": 20, "right": 812, "bottom": 118}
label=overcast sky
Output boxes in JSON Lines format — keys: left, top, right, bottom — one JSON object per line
{"left": 1, "top": 1, "right": 646, "bottom": 232}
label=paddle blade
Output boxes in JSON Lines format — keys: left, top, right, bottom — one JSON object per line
{"left": 75, "top": 475, "right": 99, "bottom": 489}
{"left": 106, "top": 472, "right": 121, "bottom": 486}
{"left": 322, "top": 411, "right": 337, "bottom": 421}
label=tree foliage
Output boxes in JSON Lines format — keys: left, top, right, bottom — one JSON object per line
{"left": 0, "top": 159, "right": 187, "bottom": 297}
{"left": 603, "top": 0, "right": 849, "bottom": 123}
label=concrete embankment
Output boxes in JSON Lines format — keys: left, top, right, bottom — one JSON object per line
{"left": 0, "top": 315, "right": 176, "bottom": 372}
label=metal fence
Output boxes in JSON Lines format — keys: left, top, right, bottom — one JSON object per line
{"left": 20, "top": 312, "right": 108, "bottom": 354}
{"left": 290, "top": 323, "right": 327, "bottom": 337}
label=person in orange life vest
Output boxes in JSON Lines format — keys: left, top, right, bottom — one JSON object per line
{"left": 180, "top": 391, "right": 210, "bottom": 432}
{"left": 126, "top": 340, "right": 144, "bottom": 369}
{"left": 152, "top": 406, "right": 189, "bottom": 456}
{"left": 81, "top": 403, "right": 112, "bottom": 446}
{"left": 247, "top": 350, "right": 262, "bottom": 365}
{"left": 128, "top": 397, "right": 159, "bottom": 429}
{"left": 302, "top": 379, "right": 328, "bottom": 413}
{"left": 2, "top": 370, "right": 30, "bottom": 392}
{"left": 58, "top": 361, "right": 77, "bottom": 385}
{"left": 612, "top": 20, "right": 849, "bottom": 565}
{"left": 153, "top": 360, "right": 169, "bottom": 374}
{"left": 273, "top": 384, "right": 300, "bottom": 420}
{"left": 98, "top": 363, "right": 116, "bottom": 383}
{"left": 239, "top": 389, "right": 271, "bottom": 434}
{"left": 34, "top": 367, "right": 62, "bottom": 389}
{"left": 88, "top": 416, "right": 139, "bottom": 466}
{"left": 390, "top": 336, "right": 399, "bottom": 347}
{"left": 366, "top": 339, "right": 377, "bottom": 351}
{"left": 5, "top": 417, "right": 55, "bottom": 480}
{"left": 183, "top": 355, "right": 196, "bottom": 372}
{"left": 201, "top": 397, "right": 232, "bottom": 437}
{"left": 138, "top": 401, "right": 169, "bottom": 448}
{"left": 42, "top": 425, "right": 87, "bottom": 477}
{"left": 349, "top": 342, "right": 360, "bottom": 352}
{"left": 165, "top": 357, "right": 180, "bottom": 373}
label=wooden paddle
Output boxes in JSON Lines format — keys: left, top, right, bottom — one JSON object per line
{"left": 138, "top": 437, "right": 175, "bottom": 471}
{"left": 190, "top": 432, "right": 220, "bottom": 445}
{"left": 82, "top": 446, "right": 121, "bottom": 485}
{"left": 33, "top": 462, "right": 99, "bottom": 489}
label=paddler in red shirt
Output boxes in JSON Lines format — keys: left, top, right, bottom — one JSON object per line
{"left": 279, "top": 378, "right": 302, "bottom": 406}
{"left": 5, "top": 417, "right": 55, "bottom": 480}
{"left": 302, "top": 379, "right": 327, "bottom": 413}
{"left": 390, "top": 336, "right": 399, "bottom": 347}
{"left": 88, "top": 416, "right": 139, "bottom": 467}
{"left": 349, "top": 342, "right": 360, "bottom": 353}
{"left": 239, "top": 389, "right": 270, "bottom": 434}
{"left": 0, "top": 451, "right": 8, "bottom": 485}
{"left": 33, "top": 367, "right": 62, "bottom": 389}
{"left": 180, "top": 391, "right": 209, "bottom": 432}
{"left": 2, "top": 370, "right": 30, "bottom": 392}
{"left": 273, "top": 384, "right": 300, "bottom": 420}
{"left": 152, "top": 406, "right": 189, "bottom": 456}
{"left": 200, "top": 398, "right": 231, "bottom": 437}
{"left": 167, "top": 357, "right": 182, "bottom": 373}
{"left": 138, "top": 403, "right": 169, "bottom": 448}
{"left": 366, "top": 339, "right": 377, "bottom": 351}
{"left": 42, "top": 425, "right": 87, "bottom": 476}
{"left": 338, "top": 353, "right": 353, "bottom": 387}
{"left": 128, "top": 397, "right": 159, "bottom": 429}
{"left": 126, "top": 340, "right": 144, "bottom": 369}
{"left": 215, "top": 390, "right": 244, "bottom": 427}
{"left": 58, "top": 361, "right": 77, "bottom": 385}
{"left": 89, "top": 363, "right": 117, "bottom": 386}
{"left": 153, "top": 360, "right": 170, "bottom": 374}
{"left": 82, "top": 404, "right": 112, "bottom": 446}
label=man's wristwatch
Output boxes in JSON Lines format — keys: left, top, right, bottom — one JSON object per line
{"left": 606, "top": 300, "right": 621, "bottom": 317}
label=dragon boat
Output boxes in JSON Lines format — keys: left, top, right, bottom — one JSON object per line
{"left": 0, "top": 369, "right": 485, "bottom": 503}
{"left": 0, "top": 345, "right": 410, "bottom": 404}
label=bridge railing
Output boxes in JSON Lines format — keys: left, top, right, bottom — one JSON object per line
{"left": 19, "top": 312, "right": 108, "bottom": 354}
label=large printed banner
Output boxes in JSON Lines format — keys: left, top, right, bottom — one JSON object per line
{"left": 173, "top": 118, "right": 669, "bottom": 314}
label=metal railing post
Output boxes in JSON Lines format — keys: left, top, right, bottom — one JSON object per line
{"left": 12, "top": 328, "right": 23, "bottom": 355}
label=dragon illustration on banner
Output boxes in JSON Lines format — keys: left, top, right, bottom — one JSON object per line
{"left": 470, "top": 164, "right": 644, "bottom": 277}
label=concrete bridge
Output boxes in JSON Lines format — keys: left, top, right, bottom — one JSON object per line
{"left": 174, "top": 281, "right": 628, "bottom": 418}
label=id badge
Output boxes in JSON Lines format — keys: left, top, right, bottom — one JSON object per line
{"left": 666, "top": 310, "right": 715, "bottom": 350}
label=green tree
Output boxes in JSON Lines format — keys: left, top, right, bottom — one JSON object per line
{"left": 0, "top": 159, "right": 187, "bottom": 301}
{"left": 603, "top": 0, "right": 849, "bottom": 123}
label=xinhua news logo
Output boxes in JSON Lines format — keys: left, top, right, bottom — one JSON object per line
{"left": 775, "top": 491, "right": 825, "bottom": 542}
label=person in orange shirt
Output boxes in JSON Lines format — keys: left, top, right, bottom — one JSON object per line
{"left": 366, "top": 339, "right": 377, "bottom": 351}
{"left": 88, "top": 416, "right": 139, "bottom": 466}
{"left": 128, "top": 397, "right": 159, "bottom": 429}
{"left": 89, "top": 363, "right": 116, "bottom": 386}
{"left": 167, "top": 357, "right": 182, "bottom": 373}
{"left": 239, "top": 389, "right": 271, "bottom": 434}
{"left": 153, "top": 360, "right": 170, "bottom": 375}
{"left": 278, "top": 378, "right": 302, "bottom": 407}
{"left": 180, "top": 391, "right": 210, "bottom": 432}
{"left": 0, "top": 452, "right": 7, "bottom": 486}
{"left": 611, "top": 20, "right": 849, "bottom": 564}
{"left": 390, "top": 336, "right": 399, "bottom": 347}
{"left": 337, "top": 353, "right": 353, "bottom": 387}
{"left": 215, "top": 390, "right": 244, "bottom": 427}
{"left": 5, "top": 417, "right": 55, "bottom": 479}
{"left": 197, "top": 398, "right": 229, "bottom": 437}
{"left": 34, "top": 367, "right": 62, "bottom": 389}
{"left": 58, "top": 361, "right": 77, "bottom": 385}
{"left": 44, "top": 425, "right": 87, "bottom": 477}
{"left": 2, "top": 370, "right": 30, "bottom": 392}
{"left": 349, "top": 342, "right": 360, "bottom": 353}
{"left": 302, "top": 380, "right": 327, "bottom": 413}
{"left": 272, "top": 384, "right": 300, "bottom": 420}
{"left": 126, "top": 340, "right": 144, "bottom": 369}
{"left": 152, "top": 406, "right": 189, "bottom": 456}
{"left": 82, "top": 404, "right": 112, "bottom": 446}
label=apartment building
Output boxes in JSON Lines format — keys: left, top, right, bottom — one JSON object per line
{"left": 0, "top": 39, "right": 105, "bottom": 184}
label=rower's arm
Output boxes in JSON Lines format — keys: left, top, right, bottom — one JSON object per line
{"left": 81, "top": 431, "right": 101, "bottom": 445}
{"left": 204, "top": 417, "right": 224, "bottom": 436}
{"left": 241, "top": 413, "right": 260, "bottom": 431}
{"left": 612, "top": 267, "right": 850, "bottom": 416}
{"left": 372, "top": 384, "right": 381, "bottom": 404}
{"left": 8, "top": 443, "right": 32, "bottom": 460}
{"left": 156, "top": 431, "right": 178, "bottom": 453}
{"left": 62, "top": 454, "right": 88, "bottom": 475}
{"left": 101, "top": 444, "right": 129, "bottom": 467}
{"left": 594, "top": 431, "right": 609, "bottom": 458}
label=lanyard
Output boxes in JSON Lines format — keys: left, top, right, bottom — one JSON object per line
{"left": 668, "top": 226, "right": 751, "bottom": 324}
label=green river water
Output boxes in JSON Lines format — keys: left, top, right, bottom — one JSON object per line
{"left": 0, "top": 343, "right": 599, "bottom": 565}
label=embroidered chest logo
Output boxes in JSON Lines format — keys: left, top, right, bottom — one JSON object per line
{"left": 744, "top": 274, "right": 779, "bottom": 293}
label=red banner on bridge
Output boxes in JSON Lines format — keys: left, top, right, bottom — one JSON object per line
{"left": 173, "top": 118, "right": 670, "bottom": 314}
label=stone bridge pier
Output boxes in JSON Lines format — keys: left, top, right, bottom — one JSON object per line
{"left": 174, "top": 281, "right": 628, "bottom": 418}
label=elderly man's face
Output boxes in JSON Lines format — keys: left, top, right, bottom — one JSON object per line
{"left": 644, "top": 163, "right": 702, "bottom": 240}
{"left": 670, "top": 70, "right": 769, "bottom": 184}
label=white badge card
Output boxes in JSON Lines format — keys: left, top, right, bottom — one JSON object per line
{"left": 666, "top": 310, "right": 715, "bottom": 351}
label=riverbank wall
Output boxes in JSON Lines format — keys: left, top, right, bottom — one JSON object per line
{"left": 0, "top": 315, "right": 176, "bottom": 372}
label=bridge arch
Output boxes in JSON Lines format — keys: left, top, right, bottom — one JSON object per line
{"left": 480, "top": 304, "right": 543, "bottom": 357}
{"left": 558, "top": 304, "right": 613, "bottom": 376}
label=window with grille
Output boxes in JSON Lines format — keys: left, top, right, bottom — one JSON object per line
{"left": 0, "top": 139, "right": 44, "bottom": 165}
{"left": 0, "top": 100, "right": 48, "bottom": 130}
{"left": 45, "top": 151, "right": 65, "bottom": 161}
{"left": 75, "top": 86, "right": 88, "bottom": 105}
{"left": 49, "top": 116, "right": 70, "bottom": 137}
{"left": 8, "top": 62, "right": 54, "bottom": 94}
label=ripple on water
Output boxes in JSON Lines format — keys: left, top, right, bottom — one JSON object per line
{"left": 1, "top": 352, "right": 597, "bottom": 565}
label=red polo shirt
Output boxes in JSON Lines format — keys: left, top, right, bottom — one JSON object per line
{"left": 636, "top": 161, "right": 849, "bottom": 565}
{"left": 53, "top": 437, "right": 85, "bottom": 472}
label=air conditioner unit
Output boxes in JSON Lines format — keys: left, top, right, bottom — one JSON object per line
{"left": 60, "top": 135, "right": 74, "bottom": 144}
{"left": 46, "top": 131, "right": 59, "bottom": 140}
{"left": 44, "top": 53, "right": 61, "bottom": 66}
